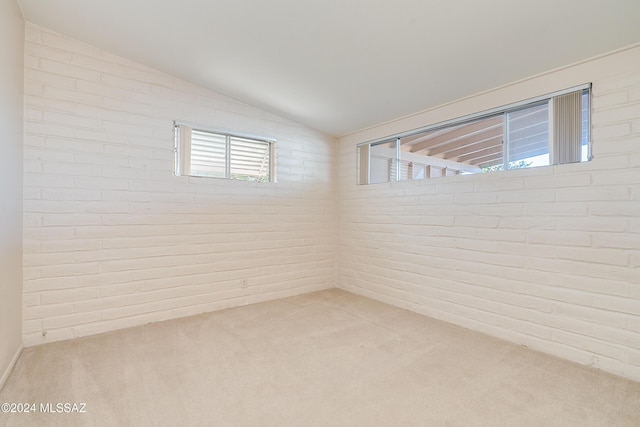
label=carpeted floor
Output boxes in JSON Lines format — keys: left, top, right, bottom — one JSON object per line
{"left": 1, "top": 289, "right": 639, "bottom": 426}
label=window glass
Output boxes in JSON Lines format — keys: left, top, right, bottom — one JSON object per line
{"left": 506, "top": 102, "right": 549, "bottom": 170}
{"left": 175, "top": 125, "right": 275, "bottom": 182}
{"left": 369, "top": 140, "right": 397, "bottom": 184}
{"left": 357, "top": 85, "right": 590, "bottom": 184}
{"left": 190, "top": 130, "right": 226, "bottom": 178}
{"left": 229, "top": 136, "right": 271, "bottom": 182}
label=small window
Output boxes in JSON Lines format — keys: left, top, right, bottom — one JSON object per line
{"left": 357, "top": 85, "right": 591, "bottom": 184}
{"left": 175, "top": 124, "right": 275, "bottom": 182}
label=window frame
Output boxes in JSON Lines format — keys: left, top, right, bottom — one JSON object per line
{"left": 356, "top": 83, "right": 591, "bottom": 185}
{"left": 174, "top": 122, "right": 277, "bottom": 183}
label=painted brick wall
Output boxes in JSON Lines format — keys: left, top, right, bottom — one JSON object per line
{"left": 338, "top": 46, "right": 640, "bottom": 381}
{"left": 23, "top": 23, "right": 337, "bottom": 346}
{"left": 21, "top": 21, "right": 640, "bottom": 383}
{"left": 0, "top": 0, "right": 24, "bottom": 389}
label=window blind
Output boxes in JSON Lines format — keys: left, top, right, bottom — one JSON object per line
{"left": 229, "top": 137, "right": 270, "bottom": 180}
{"left": 552, "top": 91, "right": 583, "bottom": 165}
{"left": 190, "top": 130, "right": 227, "bottom": 178}
{"left": 175, "top": 124, "right": 274, "bottom": 182}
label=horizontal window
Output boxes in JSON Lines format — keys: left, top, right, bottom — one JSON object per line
{"left": 174, "top": 124, "right": 276, "bottom": 182}
{"left": 357, "top": 85, "right": 591, "bottom": 184}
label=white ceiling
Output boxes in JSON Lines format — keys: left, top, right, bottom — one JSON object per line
{"left": 16, "top": 0, "right": 640, "bottom": 137}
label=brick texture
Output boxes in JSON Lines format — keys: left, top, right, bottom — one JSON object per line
{"left": 22, "top": 23, "right": 640, "bottom": 383}
{"left": 337, "top": 47, "right": 640, "bottom": 382}
{"left": 23, "top": 24, "right": 337, "bottom": 346}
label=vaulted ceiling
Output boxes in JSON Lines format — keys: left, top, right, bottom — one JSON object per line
{"left": 16, "top": 0, "right": 640, "bottom": 137}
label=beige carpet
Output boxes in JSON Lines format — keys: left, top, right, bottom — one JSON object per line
{"left": 1, "top": 289, "right": 639, "bottom": 426}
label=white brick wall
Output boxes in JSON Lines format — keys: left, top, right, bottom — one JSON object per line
{"left": 21, "top": 22, "right": 640, "bottom": 383}
{"left": 338, "top": 46, "right": 640, "bottom": 381}
{"left": 23, "top": 24, "right": 337, "bottom": 346}
{"left": 0, "top": 0, "right": 24, "bottom": 390}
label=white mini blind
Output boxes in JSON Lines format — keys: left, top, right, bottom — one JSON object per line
{"left": 229, "top": 136, "right": 270, "bottom": 181}
{"left": 190, "top": 130, "right": 227, "bottom": 178}
{"left": 175, "top": 124, "right": 274, "bottom": 182}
